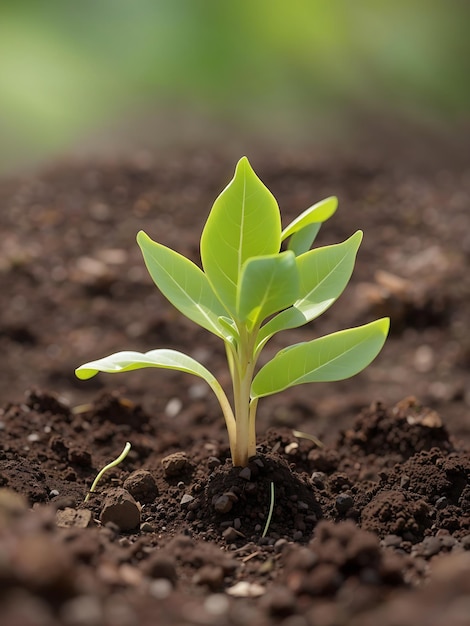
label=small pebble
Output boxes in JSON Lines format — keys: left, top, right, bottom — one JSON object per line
{"left": 164, "top": 397, "right": 183, "bottom": 418}
{"left": 207, "top": 456, "right": 222, "bottom": 470}
{"left": 123, "top": 470, "right": 158, "bottom": 504}
{"left": 274, "top": 538, "right": 289, "bottom": 553}
{"left": 222, "top": 526, "right": 239, "bottom": 543}
{"left": 226, "top": 581, "right": 265, "bottom": 598}
{"left": 382, "top": 534, "right": 402, "bottom": 548}
{"left": 400, "top": 475, "right": 411, "bottom": 489}
{"left": 204, "top": 594, "right": 230, "bottom": 617}
{"left": 180, "top": 494, "right": 194, "bottom": 507}
{"left": 100, "top": 488, "right": 141, "bottom": 531}
{"left": 140, "top": 521, "right": 156, "bottom": 533}
{"left": 214, "top": 495, "right": 233, "bottom": 514}
{"left": 311, "top": 472, "right": 326, "bottom": 488}
{"left": 56, "top": 507, "right": 93, "bottom": 529}
{"left": 239, "top": 467, "right": 251, "bottom": 481}
{"left": 161, "top": 452, "right": 192, "bottom": 477}
{"left": 285, "top": 442, "right": 299, "bottom": 455}
{"left": 336, "top": 493, "right": 354, "bottom": 514}
{"left": 149, "top": 578, "right": 173, "bottom": 599}
{"left": 435, "top": 496, "right": 448, "bottom": 509}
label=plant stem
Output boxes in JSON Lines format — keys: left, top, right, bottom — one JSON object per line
{"left": 210, "top": 379, "right": 237, "bottom": 462}
{"left": 232, "top": 328, "right": 258, "bottom": 467}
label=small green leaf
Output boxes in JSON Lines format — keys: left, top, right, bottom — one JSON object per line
{"left": 257, "top": 231, "right": 363, "bottom": 349}
{"left": 137, "top": 231, "right": 228, "bottom": 339}
{"left": 200, "top": 157, "right": 281, "bottom": 315}
{"left": 287, "top": 222, "right": 321, "bottom": 256}
{"left": 251, "top": 318, "right": 390, "bottom": 399}
{"left": 281, "top": 196, "right": 338, "bottom": 243}
{"left": 76, "top": 348, "right": 218, "bottom": 384}
{"left": 237, "top": 251, "right": 299, "bottom": 329}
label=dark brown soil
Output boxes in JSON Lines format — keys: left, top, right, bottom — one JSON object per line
{"left": 1, "top": 144, "right": 470, "bottom": 625}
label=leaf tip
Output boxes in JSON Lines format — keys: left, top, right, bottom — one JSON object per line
{"left": 354, "top": 229, "right": 364, "bottom": 243}
{"left": 75, "top": 366, "right": 96, "bottom": 380}
{"left": 136, "top": 230, "right": 149, "bottom": 246}
{"left": 380, "top": 316, "right": 391, "bottom": 336}
{"left": 237, "top": 155, "right": 250, "bottom": 168}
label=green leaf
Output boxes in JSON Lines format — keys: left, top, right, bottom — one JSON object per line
{"left": 76, "top": 348, "right": 218, "bottom": 386}
{"left": 281, "top": 196, "right": 338, "bottom": 243}
{"left": 200, "top": 157, "right": 281, "bottom": 315}
{"left": 237, "top": 251, "right": 299, "bottom": 329}
{"left": 287, "top": 222, "right": 321, "bottom": 256}
{"left": 137, "top": 231, "right": 228, "bottom": 339}
{"left": 257, "top": 231, "right": 363, "bottom": 349}
{"left": 76, "top": 349, "right": 237, "bottom": 446}
{"left": 251, "top": 318, "right": 390, "bottom": 399}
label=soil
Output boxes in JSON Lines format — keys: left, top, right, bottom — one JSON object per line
{"left": 1, "top": 141, "right": 470, "bottom": 625}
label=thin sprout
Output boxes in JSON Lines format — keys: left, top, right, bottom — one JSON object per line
{"left": 261, "top": 482, "right": 275, "bottom": 539}
{"left": 292, "top": 429, "right": 324, "bottom": 449}
{"left": 84, "top": 442, "right": 131, "bottom": 503}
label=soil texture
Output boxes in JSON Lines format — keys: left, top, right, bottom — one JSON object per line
{"left": 1, "top": 144, "right": 470, "bottom": 625}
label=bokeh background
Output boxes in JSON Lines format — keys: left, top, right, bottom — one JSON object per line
{"left": 1, "top": 0, "right": 469, "bottom": 173}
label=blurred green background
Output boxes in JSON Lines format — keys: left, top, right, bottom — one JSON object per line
{"left": 1, "top": 0, "right": 469, "bottom": 172}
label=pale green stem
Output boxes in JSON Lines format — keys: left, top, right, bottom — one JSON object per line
{"left": 231, "top": 327, "right": 259, "bottom": 467}
{"left": 208, "top": 378, "right": 237, "bottom": 462}
{"left": 248, "top": 397, "right": 258, "bottom": 458}
{"left": 85, "top": 441, "right": 131, "bottom": 503}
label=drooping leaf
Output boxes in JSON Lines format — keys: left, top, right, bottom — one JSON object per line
{"left": 76, "top": 349, "right": 237, "bottom": 446}
{"left": 256, "top": 231, "right": 363, "bottom": 350}
{"left": 237, "top": 251, "right": 299, "bottom": 329}
{"left": 281, "top": 196, "right": 338, "bottom": 243}
{"left": 137, "top": 231, "right": 228, "bottom": 339}
{"left": 200, "top": 157, "right": 281, "bottom": 315}
{"left": 76, "top": 348, "right": 218, "bottom": 384}
{"left": 251, "top": 318, "right": 390, "bottom": 399}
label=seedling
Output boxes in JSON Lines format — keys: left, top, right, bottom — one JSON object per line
{"left": 76, "top": 157, "right": 389, "bottom": 467}
{"left": 84, "top": 441, "right": 131, "bottom": 503}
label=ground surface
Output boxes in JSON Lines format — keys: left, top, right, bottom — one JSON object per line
{"left": 1, "top": 141, "right": 470, "bottom": 625}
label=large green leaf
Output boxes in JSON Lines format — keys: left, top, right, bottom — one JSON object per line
{"left": 200, "top": 157, "right": 281, "bottom": 315}
{"left": 281, "top": 196, "right": 338, "bottom": 242}
{"left": 236, "top": 251, "right": 299, "bottom": 329}
{"left": 137, "top": 231, "right": 228, "bottom": 339}
{"left": 257, "top": 231, "right": 363, "bottom": 349}
{"left": 76, "top": 348, "right": 218, "bottom": 383}
{"left": 251, "top": 318, "right": 390, "bottom": 399}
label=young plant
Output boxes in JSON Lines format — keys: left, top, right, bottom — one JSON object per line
{"left": 84, "top": 441, "right": 131, "bottom": 503}
{"left": 76, "top": 157, "right": 389, "bottom": 467}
